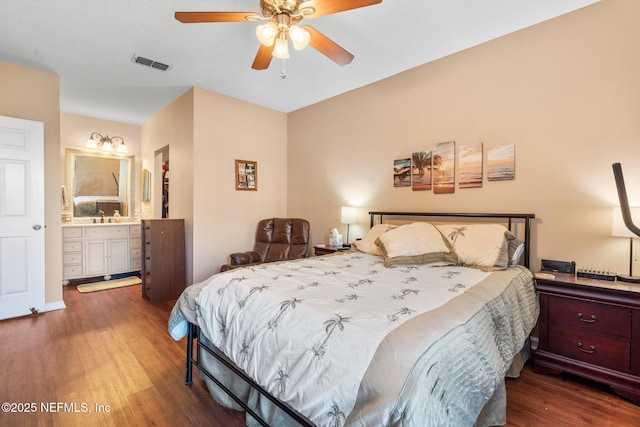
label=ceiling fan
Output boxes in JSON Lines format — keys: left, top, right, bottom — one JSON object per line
{"left": 175, "top": 0, "right": 383, "bottom": 70}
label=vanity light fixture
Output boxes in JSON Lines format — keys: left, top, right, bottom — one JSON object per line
{"left": 86, "top": 132, "right": 128, "bottom": 153}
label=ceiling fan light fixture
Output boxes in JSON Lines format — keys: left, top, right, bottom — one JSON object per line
{"left": 289, "top": 24, "right": 310, "bottom": 50}
{"left": 272, "top": 34, "right": 290, "bottom": 58}
{"left": 175, "top": 0, "right": 383, "bottom": 70}
{"left": 256, "top": 21, "right": 278, "bottom": 46}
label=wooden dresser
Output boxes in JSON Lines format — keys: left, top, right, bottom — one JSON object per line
{"left": 534, "top": 273, "right": 640, "bottom": 405}
{"left": 141, "top": 219, "right": 186, "bottom": 304}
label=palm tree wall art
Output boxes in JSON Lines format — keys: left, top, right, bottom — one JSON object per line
{"left": 411, "top": 151, "right": 432, "bottom": 191}
{"left": 394, "top": 141, "right": 515, "bottom": 192}
{"left": 433, "top": 141, "right": 456, "bottom": 194}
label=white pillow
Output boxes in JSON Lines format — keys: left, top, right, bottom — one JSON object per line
{"left": 436, "top": 224, "right": 521, "bottom": 271}
{"left": 353, "top": 223, "right": 397, "bottom": 255}
{"left": 375, "top": 222, "right": 458, "bottom": 268}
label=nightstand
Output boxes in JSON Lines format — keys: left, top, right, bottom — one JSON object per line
{"left": 534, "top": 273, "right": 640, "bottom": 405}
{"left": 313, "top": 245, "right": 349, "bottom": 256}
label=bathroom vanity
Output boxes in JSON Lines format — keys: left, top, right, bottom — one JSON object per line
{"left": 62, "top": 223, "right": 142, "bottom": 284}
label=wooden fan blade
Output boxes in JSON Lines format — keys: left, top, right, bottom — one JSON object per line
{"left": 302, "top": 25, "right": 354, "bottom": 66}
{"left": 174, "top": 12, "right": 255, "bottom": 23}
{"left": 252, "top": 44, "right": 275, "bottom": 70}
{"left": 304, "top": 0, "right": 382, "bottom": 19}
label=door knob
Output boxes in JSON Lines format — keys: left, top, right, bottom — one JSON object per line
{"left": 32, "top": 224, "right": 42, "bottom": 230}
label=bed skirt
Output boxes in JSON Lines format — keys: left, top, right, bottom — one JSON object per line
{"left": 190, "top": 330, "right": 533, "bottom": 427}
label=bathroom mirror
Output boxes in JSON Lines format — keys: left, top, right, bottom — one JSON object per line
{"left": 142, "top": 168, "right": 151, "bottom": 202}
{"left": 65, "top": 149, "right": 134, "bottom": 221}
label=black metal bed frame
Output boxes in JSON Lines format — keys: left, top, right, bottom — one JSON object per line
{"left": 184, "top": 211, "right": 536, "bottom": 426}
{"left": 368, "top": 211, "right": 535, "bottom": 268}
{"left": 185, "top": 322, "right": 313, "bottom": 427}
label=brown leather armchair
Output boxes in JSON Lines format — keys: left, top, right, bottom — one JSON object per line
{"left": 220, "top": 218, "right": 311, "bottom": 272}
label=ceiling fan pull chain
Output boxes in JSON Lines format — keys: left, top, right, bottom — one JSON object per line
{"left": 280, "top": 59, "right": 287, "bottom": 79}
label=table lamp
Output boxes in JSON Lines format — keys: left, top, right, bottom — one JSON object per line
{"left": 611, "top": 206, "right": 640, "bottom": 283}
{"left": 341, "top": 207, "right": 356, "bottom": 247}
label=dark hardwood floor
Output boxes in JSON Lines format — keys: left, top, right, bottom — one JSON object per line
{"left": 1, "top": 284, "right": 638, "bottom": 426}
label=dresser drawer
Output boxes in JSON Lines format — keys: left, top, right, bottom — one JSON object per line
{"left": 130, "top": 248, "right": 142, "bottom": 259}
{"left": 63, "top": 253, "right": 83, "bottom": 264}
{"left": 63, "top": 265, "right": 83, "bottom": 277}
{"left": 62, "top": 227, "right": 82, "bottom": 238}
{"left": 130, "top": 238, "right": 142, "bottom": 249}
{"left": 548, "top": 296, "right": 631, "bottom": 338}
{"left": 85, "top": 225, "right": 129, "bottom": 238}
{"left": 63, "top": 241, "right": 82, "bottom": 252}
{"left": 129, "top": 225, "right": 142, "bottom": 236}
{"left": 548, "top": 325, "right": 631, "bottom": 371}
{"left": 130, "top": 258, "right": 142, "bottom": 270}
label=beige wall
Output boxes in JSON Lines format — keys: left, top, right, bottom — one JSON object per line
{"left": 141, "top": 89, "right": 195, "bottom": 283}
{"left": 6, "top": 0, "right": 637, "bottom": 308}
{"left": 141, "top": 87, "right": 288, "bottom": 283}
{"left": 288, "top": 0, "right": 640, "bottom": 275}
{"left": 0, "top": 61, "right": 62, "bottom": 304}
{"left": 192, "top": 87, "right": 288, "bottom": 281}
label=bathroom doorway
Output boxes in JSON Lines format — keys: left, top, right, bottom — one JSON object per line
{"left": 153, "top": 146, "right": 169, "bottom": 219}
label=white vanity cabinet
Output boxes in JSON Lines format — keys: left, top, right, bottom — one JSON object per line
{"left": 129, "top": 225, "right": 142, "bottom": 271}
{"left": 62, "top": 227, "right": 83, "bottom": 282}
{"left": 62, "top": 224, "right": 142, "bottom": 284}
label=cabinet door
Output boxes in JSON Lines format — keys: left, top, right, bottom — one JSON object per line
{"left": 85, "top": 240, "right": 107, "bottom": 276}
{"left": 108, "top": 238, "right": 129, "bottom": 273}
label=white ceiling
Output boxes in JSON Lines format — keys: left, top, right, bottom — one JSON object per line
{"left": 0, "top": 0, "right": 599, "bottom": 125}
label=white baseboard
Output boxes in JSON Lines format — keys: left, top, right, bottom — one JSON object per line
{"left": 44, "top": 300, "right": 66, "bottom": 312}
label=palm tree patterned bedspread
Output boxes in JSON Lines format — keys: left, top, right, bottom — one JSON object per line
{"left": 194, "top": 252, "right": 498, "bottom": 426}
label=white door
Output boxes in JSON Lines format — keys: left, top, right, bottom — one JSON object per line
{"left": 0, "top": 116, "right": 45, "bottom": 320}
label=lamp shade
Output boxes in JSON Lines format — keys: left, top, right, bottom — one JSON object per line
{"left": 272, "top": 36, "right": 290, "bottom": 59}
{"left": 256, "top": 21, "right": 277, "bottom": 46}
{"left": 289, "top": 25, "right": 310, "bottom": 50}
{"left": 611, "top": 206, "right": 640, "bottom": 237}
{"left": 341, "top": 206, "right": 357, "bottom": 224}
{"left": 116, "top": 142, "right": 128, "bottom": 153}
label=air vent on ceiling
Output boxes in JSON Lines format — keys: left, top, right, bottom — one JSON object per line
{"left": 131, "top": 55, "right": 170, "bottom": 71}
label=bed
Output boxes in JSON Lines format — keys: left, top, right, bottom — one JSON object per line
{"left": 73, "top": 195, "right": 121, "bottom": 217}
{"left": 168, "top": 212, "right": 538, "bottom": 427}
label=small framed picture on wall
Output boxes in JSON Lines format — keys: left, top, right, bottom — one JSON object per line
{"left": 235, "top": 159, "right": 257, "bottom": 191}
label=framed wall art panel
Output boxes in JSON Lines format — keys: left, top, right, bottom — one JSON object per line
{"left": 235, "top": 159, "right": 257, "bottom": 191}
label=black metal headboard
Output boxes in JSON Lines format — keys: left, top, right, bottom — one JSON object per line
{"left": 368, "top": 211, "right": 536, "bottom": 268}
